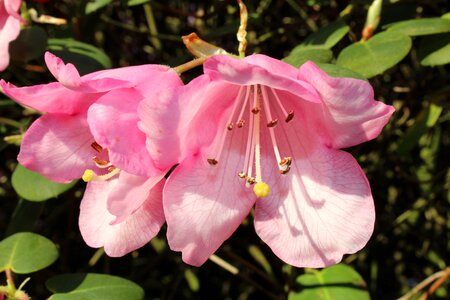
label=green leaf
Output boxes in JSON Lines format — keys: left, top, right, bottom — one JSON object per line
{"left": 397, "top": 103, "right": 443, "bottom": 155}
{"left": 288, "top": 264, "right": 370, "bottom": 300}
{"left": 47, "top": 38, "right": 112, "bottom": 75}
{"left": 418, "top": 33, "right": 450, "bottom": 66}
{"left": 315, "top": 63, "right": 367, "bottom": 80}
{"left": 85, "top": 0, "right": 113, "bottom": 14}
{"left": 184, "top": 269, "right": 200, "bottom": 292}
{"left": 12, "top": 164, "right": 77, "bottom": 202}
{"left": 9, "top": 26, "right": 48, "bottom": 63}
{"left": 336, "top": 31, "right": 412, "bottom": 78}
{"left": 128, "top": 0, "right": 150, "bottom": 6}
{"left": 299, "top": 19, "right": 349, "bottom": 49}
{"left": 283, "top": 48, "right": 333, "bottom": 67}
{"left": 386, "top": 18, "right": 450, "bottom": 36}
{"left": 0, "top": 232, "right": 59, "bottom": 274}
{"left": 47, "top": 273, "right": 145, "bottom": 300}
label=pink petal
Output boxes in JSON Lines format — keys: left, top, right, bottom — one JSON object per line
{"left": 88, "top": 88, "right": 157, "bottom": 176}
{"left": 298, "top": 61, "right": 395, "bottom": 148}
{"left": 164, "top": 130, "right": 256, "bottom": 266}
{"left": 254, "top": 115, "right": 374, "bottom": 268}
{"left": 107, "top": 171, "right": 166, "bottom": 225}
{"left": 18, "top": 114, "right": 95, "bottom": 182}
{"left": 79, "top": 175, "right": 165, "bottom": 257}
{"left": 0, "top": 80, "right": 100, "bottom": 114}
{"left": 204, "top": 54, "right": 321, "bottom": 103}
{"left": 0, "top": 1, "right": 21, "bottom": 71}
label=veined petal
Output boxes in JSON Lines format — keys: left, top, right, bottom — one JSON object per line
{"left": 204, "top": 54, "right": 321, "bottom": 103}
{"left": 298, "top": 61, "right": 395, "bottom": 148}
{"left": 107, "top": 171, "right": 166, "bottom": 225}
{"left": 254, "top": 116, "right": 374, "bottom": 268}
{"left": 88, "top": 88, "right": 157, "bottom": 176}
{"left": 0, "top": 3, "right": 21, "bottom": 71}
{"left": 0, "top": 80, "right": 100, "bottom": 114}
{"left": 164, "top": 137, "right": 255, "bottom": 266}
{"left": 79, "top": 176, "right": 165, "bottom": 257}
{"left": 18, "top": 114, "right": 95, "bottom": 183}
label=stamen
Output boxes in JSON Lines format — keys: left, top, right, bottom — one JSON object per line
{"left": 244, "top": 86, "right": 257, "bottom": 182}
{"left": 93, "top": 156, "right": 112, "bottom": 168}
{"left": 254, "top": 86, "right": 263, "bottom": 184}
{"left": 267, "top": 119, "right": 278, "bottom": 128}
{"left": 91, "top": 142, "right": 103, "bottom": 153}
{"left": 261, "top": 86, "right": 282, "bottom": 165}
{"left": 207, "top": 158, "right": 218, "bottom": 165}
{"left": 238, "top": 172, "right": 247, "bottom": 179}
{"left": 235, "top": 86, "right": 252, "bottom": 125}
{"left": 236, "top": 119, "right": 245, "bottom": 128}
{"left": 227, "top": 123, "right": 233, "bottom": 130}
{"left": 251, "top": 107, "right": 260, "bottom": 114}
{"left": 270, "top": 87, "right": 295, "bottom": 123}
{"left": 279, "top": 156, "right": 292, "bottom": 174}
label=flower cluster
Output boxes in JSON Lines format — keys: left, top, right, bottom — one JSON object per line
{"left": 1, "top": 46, "right": 394, "bottom": 267}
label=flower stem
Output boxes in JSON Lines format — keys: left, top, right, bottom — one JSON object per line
{"left": 236, "top": 0, "right": 248, "bottom": 57}
{"left": 173, "top": 57, "right": 208, "bottom": 74}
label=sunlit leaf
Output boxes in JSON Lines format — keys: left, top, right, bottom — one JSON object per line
{"left": 288, "top": 264, "right": 370, "bottom": 300}
{"left": 9, "top": 26, "right": 48, "bottom": 63}
{"left": 48, "top": 38, "right": 112, "bottom": 74}
{"left": 85, "top": 0, "right": 113, "bottom": 14}
{"left": 283, "top": 48, "right": 333, "bottom": 67}
{"left": 0, "top": 232, "right": 59, "bottom": 274}
{"left": 47, "top": 273, "right": 144, "bottom": 300}
{"left": 128, "top": 0, "right": 150, "bottom": 5}
{"left": 12, "top": 164, "right": 77, "bottom": 202}
{"left": 386, "top": 18, "right": 450, "bottom": 36}
{"left": 315, "top": 63, "right": 366, "bottom": 80}
{"left": 298, "top": 19, "right": 349, "bottom": 49}
{"left": 418, "top": 33, "right": 450, "bottom": 66}
{"left": 336, "top": 31, "right": 411, "bottom": 78}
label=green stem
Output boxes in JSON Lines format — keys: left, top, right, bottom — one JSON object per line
{"left": 143, "top": 2, "right": 162, "bottom": 51}
{"left": 173, "top": 57, "right": 208, "bottom": 74}
{"left": 0, "top": 117, "right": 23, "bottom": 129}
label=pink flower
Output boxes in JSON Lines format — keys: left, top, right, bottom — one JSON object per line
{"left": 1, "top": 52, "right": 183, "bottom": 256}
{"left": 0, "top": 0, "right": 22, "bottom": 71}
{"left": 163, "top": 54, "right": 395, "bottom": 267}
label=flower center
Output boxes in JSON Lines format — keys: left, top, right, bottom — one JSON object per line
{"left": 82, "top": 142, "right": 120, "bottom": 182}
{"left": 207, "top": 85, "right": 294, "bottom": 198}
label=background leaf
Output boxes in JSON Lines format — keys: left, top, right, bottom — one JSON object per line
{"left": 85, "top": 0, "right": 113, "bottom": 14}
{"left": 336, "top": 31, "right": 412, "bottom": 78}
{"left": 298, "top": 19, "right": 349, "bottom": 49}
{"left": 418, "top": 33, "right": 450, "bottom": 66}
{"left": 9, "top": 26, "right": 48, "bottom": 63}
{"left": 11, "top": 164, "right": 77, "bottom": 202}
{"left": 46, "top": 273, "right": 145, "bottom": 300}
{"left": 0, "top": 232, "right": 59, "bottom": 274}
{"left": 315, "top": 63, "right": 366, "bottom": 80}
{"left": 283, "top": 48, "right": 333, "bottom": 67}
{"left": 386, "top": 18, "right": 450, "bottom": 36}
{"left": 288, "top": 264, "right": 370, "bottom": 300}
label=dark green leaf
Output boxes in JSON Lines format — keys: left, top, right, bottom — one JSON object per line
{"left": 9, "top": 26, "right": 48, "bottom": 63}
{"left": 299, "top": 20, "right": 349, "bottom": 49}
{"left": 336, "top": 31, "right": 412, "bottom": 78}
{"left": 47, "top": 273, "right": 144, "bottom": 300}
{"left": 288, "top": 264, "right": 370, "bottom": 300}
{"left": 85, "top": 0, "right": 113, "bottom": 14}
{"left": 315, "top": 63, "right": 367, "bottom": 80}
{"left": 386, "top": 18, "right": 450, "bottom": 36}
{"left": 0, "top": 232, "right": 59, "bottom": 274}
{"left": 283, "top": 48, "right": 333, "bottom": 67}
{"left": 418, "top": 33, "right": 450, "bottom": 66}
{"left": 47, "top": 38, "right": 112, "bottom": 74}
{"left": 128, "top": 0, "right": 150, "bottom": 5}
{"left": 12, "top": 164, "right": 77, "bottom": 202}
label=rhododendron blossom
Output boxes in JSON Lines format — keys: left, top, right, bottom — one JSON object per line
{"left": 0, "top": 0, "right": 22, "bottom": 71}
{"left": 1, "top": 52, "right": 183, "bottom": 256}
{"left": 163, "top": 54, "right": 395, "bottom": 267}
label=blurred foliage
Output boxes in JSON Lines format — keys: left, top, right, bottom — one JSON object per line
{"left": 0, "top": 0, "right": 449, "bottom": 299}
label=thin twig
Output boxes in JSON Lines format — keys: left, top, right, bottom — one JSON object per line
{"left": 397, "top": 269, "right": 445, "bottom": 300}
{"left": 419, "top": 267, "right": 450, "bottom": 300}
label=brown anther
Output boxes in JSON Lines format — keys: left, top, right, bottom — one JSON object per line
{"left": 93, "top": 156, "right": 109, "bottom": 166}
{"left": 267, "top": 119, "right": 278, "bottom": 128}
{"left": 251, "top": 107, "right": 260, "bottom": 114}
{"left": 279, "top": 168, "right": 291, "bottom": 175}
{"left": 238, "top": 172, "right": 247, "bottom": 179}
{"left": 279, "top": 156, "right": 292, "bottom": 175}
{"left": 237, "top": 119, "right": 245, "bottom": 128}
{"left": 207, "top": 158, "right": 218, "bottom": 165}
{"left": 285, "top": 111, "right": 294, "bottom": 123}
{"left": 227, "top": 122, "right": 234, "bottom": 130}
{"left": 107, "top": 166, "right": 116, "bottom": 173}
{"left": 91, "top": 142, "right": 103, "bottom": 153}
{"left": 246, "top": 176, "right": 256, "bottom": 185}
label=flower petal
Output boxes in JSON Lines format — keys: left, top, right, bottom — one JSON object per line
{"left": 79, "top": 175, "right": 165, "bottom": 257}
{"left": 254, "top": 116, "right": 374, "bottom": 268}
{"left": 298, "top": 61, "right": 395, "bottom": 148}
{"left": 88, "top": 88, "right": 157, "bottom": 176}
{"left": 204, "top": 54, "right": 321, "bottom": 103}
{"left": 18, "top": 114, "right": 95, "bottom": 182}
{"left": 0, "top": 2, "right": 21, "bottom": 71}
{"left": 107, "top": 171, "right": 166, "bottom": 225}
{"left": 164, "top": 147, "right": 255, "bottom": 266}
{"left": 0, "top": 80, "right": 99, "bottom": 114}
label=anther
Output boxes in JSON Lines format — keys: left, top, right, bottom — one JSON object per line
{"left": 251, "top": 107, "right": 260, "bottom": 114}
{"left": 285, "top": 111, "right": 294, "bottom": 123}
{"left": 207, "top": 158, "right": 218, "bottom": 165}
{"left": 246, "top": 176, "right": 256, "bottom": 186}
{"left": 238, "top": 172, "right": 247, "bottom": 179}
{"left": 91, "top": 142, "right": 103, "bottom": 153}
{"left": 267, "top": 119, "right": 278, "bottom": 128}
{"left": 227, "top": 122, "right": 234, "bottom": 130}
{"left": 93, "top": 156, "right": 110, "bottom": 167}
{"left": 237, "top": 119, "right": 245, "bottom": 128}
{"left": 279, "top": 156, "right": 292, "bottom": 174}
